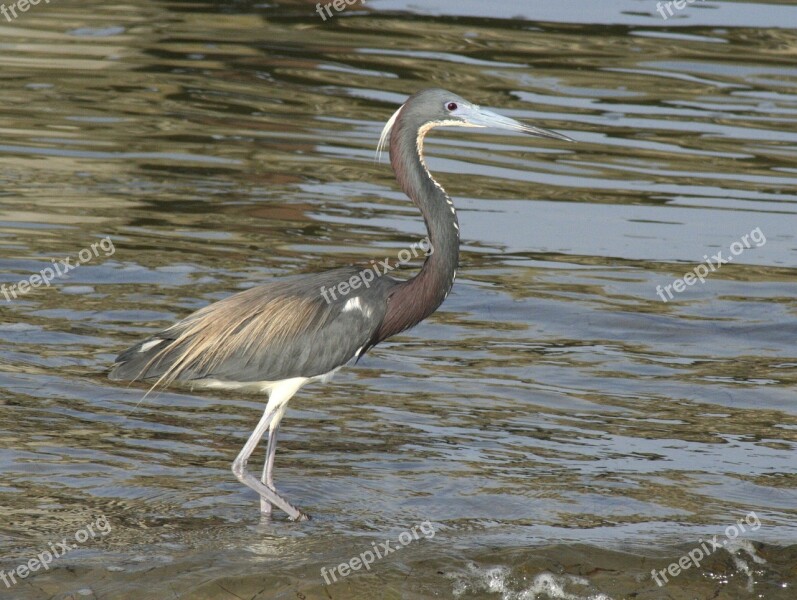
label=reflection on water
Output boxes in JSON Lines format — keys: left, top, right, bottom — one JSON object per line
{"left": 0, "top": 0, "right": 795, "bottom": 598}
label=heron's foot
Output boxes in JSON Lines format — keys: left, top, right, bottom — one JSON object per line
{"left": 260, "top": 496, "right": 310, "bottom": 520}
{"left": 233, "top": 462, "right": 309, "bottom": 521}
{"left": 258, "top": 487, "right": 309, "bottom": 520}
{"left": 291, "top": 509, "right": 311, "bottom": 522}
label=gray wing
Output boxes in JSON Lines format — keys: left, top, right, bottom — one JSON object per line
{"left": 109, "top": 267, "right": 395, "bottom": 386}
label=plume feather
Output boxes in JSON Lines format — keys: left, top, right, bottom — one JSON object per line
{"left": 375, "top": 103, "right": 404, "bottom": 163}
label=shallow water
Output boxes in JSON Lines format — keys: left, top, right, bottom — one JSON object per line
{"left": 0, "top": 0, "right": 796, "bottom": 598}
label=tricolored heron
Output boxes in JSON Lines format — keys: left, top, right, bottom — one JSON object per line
{"left": 109, "top": 88, "right": 572, "bottom": 521}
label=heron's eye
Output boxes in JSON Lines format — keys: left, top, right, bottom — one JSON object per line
{"left": 446, "top": 102, "right": 458, "bottom": 111}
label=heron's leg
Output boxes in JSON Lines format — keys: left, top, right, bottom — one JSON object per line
{"left": 262, "top": 425, "right": 279, "bottom": 488}
{"left": 259, "top": 405, "right": 286, "bottom": 515}
{"left": 231, "top": 379, "right": 309, "bottom": 521}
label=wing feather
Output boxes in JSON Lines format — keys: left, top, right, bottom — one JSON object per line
{"left": 110, "top": 268, "right": 392, "bottom": 388}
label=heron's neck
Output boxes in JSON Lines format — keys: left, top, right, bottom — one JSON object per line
{"left": 376, "top": 120, "right": 460, "bottom": 342}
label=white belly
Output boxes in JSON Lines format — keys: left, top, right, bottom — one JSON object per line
{"left": 189, "top": 366, "right": 342, "bottom": 395}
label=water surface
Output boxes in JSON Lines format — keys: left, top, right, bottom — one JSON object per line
{"left": 0, "top": 0, "right": 796, "bottom": 598}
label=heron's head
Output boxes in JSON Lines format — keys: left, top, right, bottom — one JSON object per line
{"left": 377, "top": 88, "right": 572, "bottom": 160}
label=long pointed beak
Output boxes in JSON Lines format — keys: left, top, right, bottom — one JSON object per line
{"left": 466, "top": 108, "right": 574, "bottom": 142}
